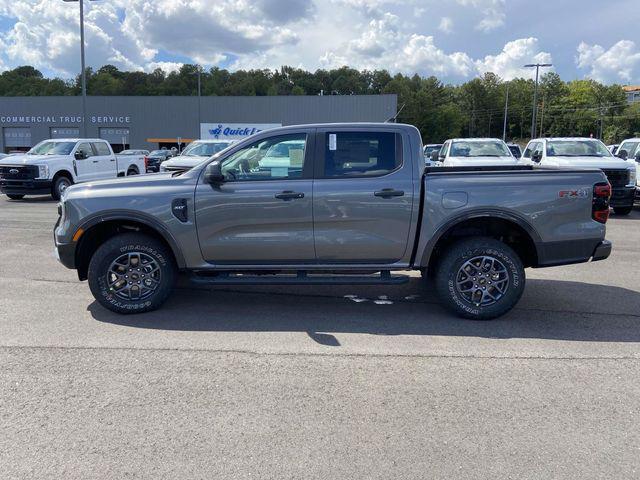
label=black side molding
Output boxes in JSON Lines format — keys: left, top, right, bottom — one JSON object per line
{"left": 592, "top": 240, "right": 612, "bottom": 262}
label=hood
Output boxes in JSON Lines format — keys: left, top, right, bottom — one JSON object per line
{"left": 544, "top": 156, "right": 632, "bottom": 170}
{"left": 64, "top": 172, "right": 177, "bottom": 198}
{"left": 446, "top": 156, "right": 518, "bottom": 166}
{"left": 162, "top": 155, "right": 209, "bottom": 169}
{"left": 0, "top": 154, "right": 66, "bottom": 165}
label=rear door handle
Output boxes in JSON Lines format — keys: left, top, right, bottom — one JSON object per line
{"left": 374, "top": 188, "right": 405, "bottom": 198}
{"left": 92, "top": 160, "right": 99, "bottom": 163}
{"left": 275, "top": 191, "right": 305, "bottom": 200}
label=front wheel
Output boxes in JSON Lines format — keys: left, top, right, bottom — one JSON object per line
{"left": 51, "top": 175, "right": 72, "bottom": 200}
{"left": 435, "top": 237, "right": 525, "bottom": 320}
{"left": 88, "top": 233, "right": 177, "bottom": 314}
{"left": 6, "top": 194, "right": 25, "bottom": 200}
{"left": 613, "top": 206, "right": 633, "bottom": 216}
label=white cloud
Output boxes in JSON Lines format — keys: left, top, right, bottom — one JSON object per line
{"left": 319, "top": 14, "right": 474, "bottom": 79}
{"left": 438, "top": 17, "right": 453, "bottom": 34}
{"left": 577, "top": 40, "right": 640, "bottom": 83}
{"left": 476, "top": 38, "right": 553, "bottom": 80}
{"left": 146, "top": 61, "right": 184, "bottom": 74}
{"left": 457, "top": 0, "right": 505, "bottom": 32}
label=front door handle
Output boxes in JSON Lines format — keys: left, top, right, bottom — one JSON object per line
{"left": 374, "top": 188, "right": 405, "bottom": 198}
{"left": 92, "top": 160, "right": 99, "bottom": 163}
{"left": 275, "top": 191, "right": 305, "bottom": 200}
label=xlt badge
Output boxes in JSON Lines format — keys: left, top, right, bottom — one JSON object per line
{"left": 171, "top": 198, "right": 188, "bottom": 222}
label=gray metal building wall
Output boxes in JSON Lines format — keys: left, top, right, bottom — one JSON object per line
{"left": 0, "top": 95, "right": 397, "bottom": 151}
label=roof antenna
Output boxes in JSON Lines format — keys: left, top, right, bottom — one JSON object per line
{"left": 386, "top": 103, "right": 406, "bottom": 123}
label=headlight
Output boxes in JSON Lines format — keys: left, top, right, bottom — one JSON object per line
{"left": 36, "top": 164, "right": 49, "bottom": 179}
{"left": 629, "top": 166, "right": 637, "bottom": 187}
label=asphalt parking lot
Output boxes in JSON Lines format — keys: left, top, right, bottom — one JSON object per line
{"left": 1, "top": 194, "right": 639, "bottom": 479}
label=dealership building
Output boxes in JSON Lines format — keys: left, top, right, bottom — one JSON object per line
{"left": 0, "top": 95, "right": 397, "bottom": 153}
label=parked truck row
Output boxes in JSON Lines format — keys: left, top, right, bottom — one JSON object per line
{"left": 52, "top": 123, "right": 614, "bottom": 320}
{"left": 426, "top": 136, "right": 638, "bottom": 215}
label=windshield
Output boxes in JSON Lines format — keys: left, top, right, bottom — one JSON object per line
{"left": 619, "top": 141, "right": 640, "bottom": 158}
{"left": 182, "top": 142, "right": 232, "bottom": 157}
{"left": 424, "top": 145, "right": 442, "bottom": 156}
{"left": 28, "top": 141, "right": 76, "bottom": 156}
{"left": 119, "top": 150, "right": 138, "bottom": 155}
{"left": 450, "top": 140, "right": 511, "bottom": 157}
{"left": 264, "top": 141, "right": 304, "bottom": 158}
{"left": 546, "top": 140, "right": 612, "bottom": 157}
{"left": 149, "top": 150, "right": 168, "bottom": 156}
{"left": 508, "top": 145, "right": 521, "bottom": 157}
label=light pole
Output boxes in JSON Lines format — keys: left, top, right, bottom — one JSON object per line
{"left": 63, "top": 0, "right": 98, "bottom": 137}
{"left": 502, "top": 84, "right": 509, "bottom": 141}
{"left": 524, "top": 63, "right": 552, "bottom": 139}
{"left": 191, "top": 65, "right": 203, "bottom": 139}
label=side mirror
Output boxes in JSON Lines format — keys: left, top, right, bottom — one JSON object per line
{"left": 532, "top": 151, "right": 542, "bottom": 163}
{"left": 74, "top": 151, "right": 86, "bottom": 160}
{"left": 617, "top": 149, "right": 628, "bottom": 160}
{"left": 430, "top": 150, "right": 439, "bottom": 162}
{"left": 204, "top": 160, "right": 224, "bottom": 183}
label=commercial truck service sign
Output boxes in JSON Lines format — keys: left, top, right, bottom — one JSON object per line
{"left": 201, "top": 123, "right": 281, "bottom": 140}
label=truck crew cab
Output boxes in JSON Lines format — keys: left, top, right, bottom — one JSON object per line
{"left": 0, "top": 139, "right": 146, "bottom": 200}
{"left": 520, "top": 137, "right": 636, "bottom": 215}
{"left": 55, "top": 124, "right": 612, "bottom": 320}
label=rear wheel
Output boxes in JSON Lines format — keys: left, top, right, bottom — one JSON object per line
{"left": 126, "top": 167, "right": 139, "bottom": 176}
{"left": 435, "top": 237, "right": 525, "bottom": 320}
{"left": 6, "top": 194, "right": 25, "bottom": 200}
{"left": 51, "top": 175, "right": 72, "bottom": 200}
{"left": 613, "top": 206, "right": 633, "bottom": 216}
{"left": 88, "top": 233, "right": 176, "bottom": 314}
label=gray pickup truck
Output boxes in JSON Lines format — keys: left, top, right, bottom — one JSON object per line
{"left": 54, "top": 123, "right": 612, "bottom": 320}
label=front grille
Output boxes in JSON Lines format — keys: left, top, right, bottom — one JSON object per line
{"left": 0, "top": 165, "right": 38, "bottom": 180}
{"left": 602, "top": 169, "right": 629, "bottom": 188}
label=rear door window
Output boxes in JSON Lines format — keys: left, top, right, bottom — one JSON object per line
{"left": 92, "top": 142, "right": 111, "bottom": 156}
{"left": 322, "top": 132, "right": 401, "bottom": 178}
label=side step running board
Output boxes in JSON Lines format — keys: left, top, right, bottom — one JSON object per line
{"left": 189, "top": 270, "right": 410, "bottom": 286}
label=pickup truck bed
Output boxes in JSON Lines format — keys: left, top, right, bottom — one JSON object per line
{"left": 53, "top": 123, "right": 612, "bottom": 320}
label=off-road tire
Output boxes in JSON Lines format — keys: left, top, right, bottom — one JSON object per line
{"left": 435, "top": 237, "right": 525, "bottom": 320}
{"left": 88, "top": 233, "right": 176, "bottom": 314}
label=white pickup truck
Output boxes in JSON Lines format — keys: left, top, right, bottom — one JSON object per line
{"left": 0, "top": 138, "right": 146, "bottom": 200}
{"left": 520, "top": 137, "right": 637, "bottom": 215}
{"left": 433, "top": 138, "right": 519, "bottom": 166}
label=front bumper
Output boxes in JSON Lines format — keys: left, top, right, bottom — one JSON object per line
{"left": 0, "top": 178, "right": 52, "bottom": 195}
{"left": 610, "top": 186, "right": 635, "bottom": 208}
{"left": 53, "top": 215, "right": 76, "bottom": 269}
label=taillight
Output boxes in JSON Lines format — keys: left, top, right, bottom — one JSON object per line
{"left": 144, "top": 156, "right": 149, "bottom": 169}
{"left": 592, "top": 181, "right": 611, "bottom": 224}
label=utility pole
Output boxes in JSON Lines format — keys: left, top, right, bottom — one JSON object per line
{"left": 197, "top": 65, "right": 202, "bottom": 139}
{"left": 502, "top": 84, "right": 509, "bottom": 141}
{"left": 598, "top": 106, "right": 604, "bottom": 140}
{"left": 539, "top": 93, "right": 546, "bottom": 138}
{"left": 524, "top": 63, "right": 552, "bottom": 139}
{"left": 63, "top": 0, "right": 98, "bottom": 137}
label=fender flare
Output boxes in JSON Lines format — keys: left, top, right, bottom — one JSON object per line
{"left": 418, "top": 208, "right": 543, "bottom": 268}
{"left": 77, "top": 209, "right": 186, "bottom": 268}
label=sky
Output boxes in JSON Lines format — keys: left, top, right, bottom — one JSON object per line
{"left": 0, "top": 0, "right": 638, "bottom": 84}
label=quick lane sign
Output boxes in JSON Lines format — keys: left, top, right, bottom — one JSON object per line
{"left": 201, "top": 123, "right": 281, "bottom": 140}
